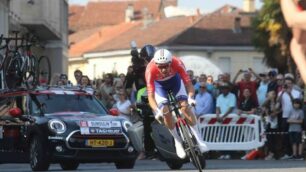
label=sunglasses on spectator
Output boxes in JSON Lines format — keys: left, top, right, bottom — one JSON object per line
{"left": 200, "top": 86, "right": 206, "bottom": 88}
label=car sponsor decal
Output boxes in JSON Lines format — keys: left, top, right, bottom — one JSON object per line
{"left": 80, "top": 120, "right": 121, "bottom": 128}
{"left": 80, "top": 127, "right": 121, "bottom": 135}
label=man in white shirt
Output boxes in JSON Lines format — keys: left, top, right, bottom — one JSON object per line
{"left": 215, "top": 82, "right": 237, "bottom": 160}
{"left": 278, "top": 77, "right": 303, "bottom": 159}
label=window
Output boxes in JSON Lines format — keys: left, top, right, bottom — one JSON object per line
{"left": 30, "top": 94, "right": 107, "bottom": 115}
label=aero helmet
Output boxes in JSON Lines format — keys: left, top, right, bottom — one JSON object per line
{"left": 153, "top": 49, "right": 172, "bottom": 64}
{"left": 140, "top": 44, "right": 156, "bottom": 62}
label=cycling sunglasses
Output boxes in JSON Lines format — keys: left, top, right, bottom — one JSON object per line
{"left": 157, "top": 64, "right": 170, "bottom": 69}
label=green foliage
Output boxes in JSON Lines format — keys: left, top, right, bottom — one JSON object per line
{"left": 252, "top": 0, "right": 293, "bottom": 73}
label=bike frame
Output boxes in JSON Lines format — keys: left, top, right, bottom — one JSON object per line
{"left": 167, "top": 90, "right": 203, "bottom": 172}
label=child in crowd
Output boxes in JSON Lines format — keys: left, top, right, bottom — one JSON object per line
{"left": 287, "top": 98, "right": 304, "bottom": 160}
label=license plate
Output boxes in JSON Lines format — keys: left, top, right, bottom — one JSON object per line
{"left": 86, "top": 139, "right": 114, "bottom": 147}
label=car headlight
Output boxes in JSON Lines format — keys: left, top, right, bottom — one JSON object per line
{"left": 48, "top": 119, "right": 66, "bottom": 134}
{"left": 122, "top": 120, "right": 132, "bottom": 131}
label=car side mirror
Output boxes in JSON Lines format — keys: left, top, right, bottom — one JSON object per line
{"left": 9, "top": 107, "right": 22, "bottom": 118}
{"left": 109, "top": 108, "right": 119, "bottom": 116}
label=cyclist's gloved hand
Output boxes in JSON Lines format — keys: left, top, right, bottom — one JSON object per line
{"left": 188, "top": 97, "right": 196, "bottom": 106}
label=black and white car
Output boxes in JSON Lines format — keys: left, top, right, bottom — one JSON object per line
{"left": 0, "top": 87, "right": 138, "bottom": 171}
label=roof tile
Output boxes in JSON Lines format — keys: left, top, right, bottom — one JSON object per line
{"left": 167, "top": 14, "right": 253, "bottom": 46}
{"left": 89, "top": 16, "right": 194, "bottom": 53}
{"left": 74, "top": 0, "right": 164, "bottom": 31}
{"left": 69, "top": 22, "right": 141, "bottom": 57}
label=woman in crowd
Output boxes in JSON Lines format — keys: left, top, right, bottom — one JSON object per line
{"left": 114, "top": 88, "right": 134, "bottom": 121}
{"left": 237, "top": 88, "right": 258, "bottom": 115}
{"left": 261, "top": 90, "right": 282, "bottom": 160}
{"left": 80, "top": 75, "right": 91, "bottom": 87}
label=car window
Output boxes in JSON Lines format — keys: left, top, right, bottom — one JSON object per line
{"left": 31, "top": 94, "right": 107, "bottom": 115}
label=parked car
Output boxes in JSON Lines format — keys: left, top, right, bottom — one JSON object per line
{"left": 0, "top": 86, "right": 138, "bottom": 171}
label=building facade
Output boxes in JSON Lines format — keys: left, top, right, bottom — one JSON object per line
{"left": 0, "top": 0, "right": 68, "bottom": 89}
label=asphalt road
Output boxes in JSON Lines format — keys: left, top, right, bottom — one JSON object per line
{"left": 0, "top": 159, "right": 305, "bottom": 172}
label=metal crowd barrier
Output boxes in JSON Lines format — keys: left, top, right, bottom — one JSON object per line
{"left": 198, "top": 114, "right": 266, "bottom": 151}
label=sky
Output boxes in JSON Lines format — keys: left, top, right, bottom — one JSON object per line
{"left": 69, "top": 0, "right": 263, "bottom": 12}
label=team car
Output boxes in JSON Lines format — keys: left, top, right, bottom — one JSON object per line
{"left": 0, "top": 86, "right": 138, "bottom": 171}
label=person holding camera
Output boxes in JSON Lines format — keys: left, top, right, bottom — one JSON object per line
{"left": 277, "top": 77, "right": 303, "bottom": 159}
{"left": 232, "top": 68, "right": 260, "bottom": 108}
{"left": 125, "top": 44, "right": 157, "bottom": 159}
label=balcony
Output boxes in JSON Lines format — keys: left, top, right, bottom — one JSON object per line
{"left": 9, "top": 0, "right": 67, "bottom": 40}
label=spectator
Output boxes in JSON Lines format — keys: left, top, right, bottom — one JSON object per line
{"left": 194, "top": 74, "right": 207, "bottom": 94}
{"left": 118, "top": 73, "right": 126, "bottom": 87}
{"left": 216, "top": 82, "right": 237, "bottom": 121}
{"left": 262, "top": 90, "right": 282, "bottom": 160}
{"left": 125, "top": 65, "right": 134, "bottom": 95}
{"left": 232, "top": 68, "right": 260, "bottom": 108}
{"left": 278, "top": 77, "right": 303, "bottom": 159}
{"left": 96, "top": 73, "right": 115, "bottom": 109}
{"left": 222, "top": 72, "right": 237, "bottom": 96}
{"left": 238, "top": 88, "right": 259, "bottom": 160}
{"left": 114, "top": 89, "right": 133, "bottom": 121}
{"left": 287, "top": 98, "right": 304, "bottom": 160}
{"left": 275, "top": 74, "right": 285, "bottom": 94}
{"left": 74, "top": 69, "right": 83, "bottom": 86}
{"left": 80, "top": 75, "right": 91, "bottom": 87}
{"left": 257, "top": 73, "right": 270, "bottom": 106}
{"left": 51, "top": 73, "right": 60, "bottom": 85}
{"left": 237, "top": 88, "right": 258, "bottom": 115}
{"left": 206, "top": 75, "right": 215, "bottom": 94}
{"left": 216, "top": 82, "right": 237, "bottom": 160}
{"left": 267, "top": 70, "right": 278, "bottom": 93}
{"left": 195, "top": 82, "right": 214, "bottom": 117}
{"left": 187, "top": 69, "right": 197, "bottom": 86}
{"left": 59, "top": 74, "right": 69, "bottom": 86}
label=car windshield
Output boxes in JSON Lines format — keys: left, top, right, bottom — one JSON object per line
{"left": 31, "top": 94, "right": 107, "bottom": 115}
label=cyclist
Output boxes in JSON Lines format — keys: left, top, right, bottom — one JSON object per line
{"left": 145, "top": 48, "right": 209, "bottom": 159}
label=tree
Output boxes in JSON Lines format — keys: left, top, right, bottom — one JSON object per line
{"left": 252, "top": 0, "right": 294, "bottom": 73}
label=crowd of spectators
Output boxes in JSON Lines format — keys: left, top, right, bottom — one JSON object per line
{"left": 52, "top": 67, "right": 305, "bottom": 160}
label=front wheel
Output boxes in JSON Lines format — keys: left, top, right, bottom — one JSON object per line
{"left": 29, "top": 136, "right": 50, "bottom": 171}
{"left": 199, "top": 154, "right": 206, "bottom": 169}
{"left": 166, "top": 160, "right": 184, "bottom": 170}
{"left": 60, "top": 161, "right": 79, "bottom": 170}
{"left": 179, "top": 124, "right": 202, "bottom": 172}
